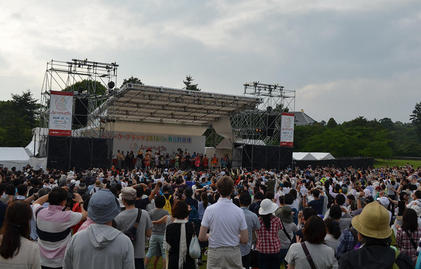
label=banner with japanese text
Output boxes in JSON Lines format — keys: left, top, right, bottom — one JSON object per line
{"left": 280, "top": 113, "right": 294, "bottom": 147}
{"left": 48, "top": 91, "right": 73, "bottom": 136}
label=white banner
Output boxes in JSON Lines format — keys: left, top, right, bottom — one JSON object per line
{"left": 48, "top": 91, "right": 73, "bottom": 136}
{"left": 111, "top": 132, "right": 206, "bottom": 157}
{"left": 280, "top": 113, "right": 294, "bottom": 147}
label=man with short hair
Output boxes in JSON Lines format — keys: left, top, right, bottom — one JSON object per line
{"left": 33, "top": 187, "right": 87, "bottom": 269}
{"left": 114, "top": 187, "right": 152, "bottom": 269}
{"left": 199, "top": 176, "right": 248, "bottom": 269}
{"left": 63, "top": 189, "right": 134, "bottom": 269}
{"left": 144, "top": 195, "right": 168, "bottom": 268}
{"left": 239, "top": 192, "right": 260, "bottom": 269}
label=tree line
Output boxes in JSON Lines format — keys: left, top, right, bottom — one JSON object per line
{"left": 294, "top": 111, "right": 421, "bottom": 158}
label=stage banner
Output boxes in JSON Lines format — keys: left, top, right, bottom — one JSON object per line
{"left": 111, "top": 132, "right": 205, "bottom": 156}
{"left": 280, "top": 113, "right": 294, "bottom": 147}
{"left": 48, "top": 91, "right": 73, "bottom": 136}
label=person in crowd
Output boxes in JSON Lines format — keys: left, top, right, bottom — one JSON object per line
{"left": 256, "top": 198, "right": 282, "bottom": 269}
{"left": 114, "top": 187, "right": 152, "bottom": 269}
{"left": 165, "top": 200, "right": 197, "bottom": 269}
{"left": 144, "top": 195, "right": 168, "bottom": 269}
{"left": 324, "top": 217, "right": 341, "bottom": 254}
{"left": 199, "top": 176, "right": 248, "bottom": 269}
{"left": 304, "top": 189, "right": 325, "bottom": 216}
{"left": 0, "top": 200, "right": 40, "bottom": 269}
{"left": 339, "top": 201, "right": 413, "bottom": 269}
{"left": 239, "top": 191, "right": 260, "bottom": 269}
{"left": 296, "top": 207, "right": 316, "bottom": 242}
{"left": 285, "top": 216, "right": 338, "bottom": 268}
{"left": 63, "top": 189, "right": 134, "bottom": 269}
{"left": 276, "top": 205, "right": 298, "bottom": 265}
{"left": 396, "top": 208, "right": 421, "bottom": 265}
{"left": 33, "top": 187, "right": 86, "bottom": 269}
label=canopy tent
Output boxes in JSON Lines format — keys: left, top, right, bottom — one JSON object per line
{"left": 97, "top": 84, "right": 260, "bottom": 129}
{"left": 293, "top": 152, "right": 335, "bottom": 161}
{"left": 0, "top": 147, "right": 30, "bottom": 170}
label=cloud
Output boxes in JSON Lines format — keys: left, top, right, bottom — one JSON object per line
{"left": 0, "top": 0, "right": 419, "bottom": 123}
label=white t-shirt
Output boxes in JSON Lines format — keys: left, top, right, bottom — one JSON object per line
{"left": 201, "top": 198, "right": 247, "bottom": 248}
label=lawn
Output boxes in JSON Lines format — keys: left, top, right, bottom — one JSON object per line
{"left": 374, "top": 158, "right": 421, "bottom": 168}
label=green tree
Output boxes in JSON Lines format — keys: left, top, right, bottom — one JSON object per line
{"left": 183, "top": 75, "right": 200, "bottom": 91}
{"left": 121, "top": 76, "right": 143, "bottom": 87}
{"left": 326, "top": 118, "right": 337, "bottom": 128}
{"left": 63, "top": 80, "right": 107, "bottom": 95}
{"left": 0, "top": 91, "right": 40, "bottom": 147}
{"left": 410, "top": 102, "right": 421, "bottom": 139}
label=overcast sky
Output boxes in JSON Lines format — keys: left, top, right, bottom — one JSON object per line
{"left": 1, "top": 0, "right": 420, "bottom": 123}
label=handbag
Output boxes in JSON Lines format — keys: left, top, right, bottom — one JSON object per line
{"left": 189, "top": 235, "right": 201, "bottom": 259}
{"left": 124, "top": 209, "right": 142, "bottom": 244}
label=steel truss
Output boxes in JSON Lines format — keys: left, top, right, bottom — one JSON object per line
{"left": 38, "top": 59, "right": 118, "bottom": 156}
{"left": 231, "top": 82, "right": 296, "bottom": 146}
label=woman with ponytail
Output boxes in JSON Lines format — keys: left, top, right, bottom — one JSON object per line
{"left": 0, "top": 200, "right": 40, "bottom": 268}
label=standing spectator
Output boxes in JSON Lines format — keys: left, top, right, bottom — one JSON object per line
{"left": 63, "top": 189, "right": 134, "bottom": 269}
{"left": 275, "top": 205, "right": 297, "bottom": 265}
{"left": 114, "top": 187, "right": 152, "bottom": 269}
{"left": 199, "top": 176, "right": 248, "bottom": 269}
{"left": 33, "top": 187, "right": 86, "bottom": 269}
{"left": 304, "top": 189, "right": 324, "bottom": 216}
{"left": 396, "top": 208, "right": 421, "bottom": 265}
{"left": 285, "top": 216, "right": 338, "bottom": 268}
{"left": 339, "top": 201, "right": 412, "bottom": 269}
{"left": 239, "top": 192, "right": 260, "bottom": 269}
{"left": 165, "top": 200, "right": 196, "bottom": 269}
{"left": 256, "top": 198, "right": 282, "bottom": 269}
{"left": 0, "top": 201, "right": 40, "bottom": 269}
{"left": 144, "top": 195, "right": 168, "bottom": 269}
{"left": 324, "top": 218, "right": 341, "bottom": 254}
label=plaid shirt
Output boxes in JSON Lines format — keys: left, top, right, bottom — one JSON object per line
{"left": 396, "top": 227, "right": 421, "bottom": 264}
{"left": 256, "top": 216, "right": 282, "bottom": 254}
{"left": 336, "top": 228, "right": 358, "bottom": 259}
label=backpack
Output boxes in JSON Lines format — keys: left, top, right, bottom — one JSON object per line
{"left": 163, "top": 195, "right": 172, "bottom": 215}
{"left": 390, "top": 246, "right": 413, "bottom": 269}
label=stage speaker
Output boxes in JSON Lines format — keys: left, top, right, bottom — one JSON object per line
{"left": 47, "top": 136, "right": 71, "bottom": 170}
{"left": 266, "top": 115, "right": 278, "bottom": 137}
{"left": 73, "top": 98, "right": 88, "bottom": 126}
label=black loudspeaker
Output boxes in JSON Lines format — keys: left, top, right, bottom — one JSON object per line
{"left": 47, "top": 136, "right": 71, "bottom": 170}
{"left": 71, "top": 137, "right": 91, "bottom": 170}
{"left": 73, "top": 98, "right": 88, "bottom": 126}
{"left": 47, "top": 136, "right": 113, "bottom": 170}
{"left": 266, "top": 115, "right": 278, "bottom": 136}
{"left": 238, "top": 144, "right": 292, "bottom": 170}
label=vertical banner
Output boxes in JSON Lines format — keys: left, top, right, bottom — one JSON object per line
{"left": 280, "top": 112, "right": 294, "bottom": 147}
{"left": 48, "top": 91, "right": 73, "bottom": 136}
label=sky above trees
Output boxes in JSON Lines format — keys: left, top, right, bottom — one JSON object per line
{"left": 0, "top": 0, "right": 420, "bottom": 123}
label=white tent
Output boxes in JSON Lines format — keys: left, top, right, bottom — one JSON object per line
{"left": 293, "top": 152, "right": 317, "bottom": 161}
{"left": 0, "top": 147, "right": 30, "bottom": 170}
{"left": 310, "top": 152, "right": 335, "bottom": 160}
{"left": 293, "top": 152, "right": 335, "bottom": 161}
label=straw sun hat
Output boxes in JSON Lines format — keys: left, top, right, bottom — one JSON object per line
{"left": 351, "top": 201, "right": 392, "bottom": 239}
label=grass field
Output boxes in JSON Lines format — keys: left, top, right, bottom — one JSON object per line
{"left": 374, "top": 158, "right": 421, "bottom": 168}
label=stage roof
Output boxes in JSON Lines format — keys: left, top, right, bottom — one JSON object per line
{"left": 100, "top": 84, "right": 261, "bottom": 126}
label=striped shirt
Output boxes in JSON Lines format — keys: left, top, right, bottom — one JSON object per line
{"left": 33, "top": 203, "right": 82, "bottom": 268}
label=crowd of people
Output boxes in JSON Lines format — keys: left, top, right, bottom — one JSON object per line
{"left": 114, "top": 149, "right": 231, "bottom": 170}
{"left": 0, "top": 163, "right": 420, "bottom": 269}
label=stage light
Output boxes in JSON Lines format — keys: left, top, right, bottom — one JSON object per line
{"left": 108, "top": 81, "right": 115, "bottom": 89}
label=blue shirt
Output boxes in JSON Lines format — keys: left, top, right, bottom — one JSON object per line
{"left": 240, "top": 207, "right": 260, "bottom": 256}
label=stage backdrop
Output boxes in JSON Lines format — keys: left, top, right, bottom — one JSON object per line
{"left": 112, "top": 132, "right": 205, "bottom": 156}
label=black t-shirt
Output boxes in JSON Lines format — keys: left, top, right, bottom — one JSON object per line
{"left": 135, "top": 197, "right": 150, "bottom": 210}
{"left": 308, "top": 197, "right": 324, "bottom": 215}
